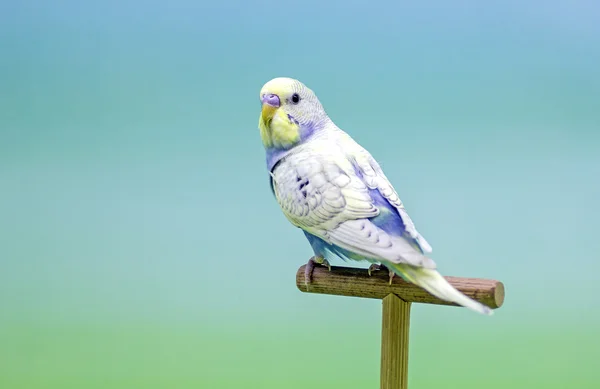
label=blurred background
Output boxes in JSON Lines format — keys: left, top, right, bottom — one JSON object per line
{"left": 1, "top": 1, "right": 599, "bottom": 388}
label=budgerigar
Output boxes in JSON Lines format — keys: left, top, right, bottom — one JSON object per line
{"left": 258, "top": 77, "right": 492, "bottom": 316}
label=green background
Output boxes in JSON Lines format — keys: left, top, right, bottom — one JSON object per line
{"left": 1, "top": 1, "right": 599, "bottom": 388}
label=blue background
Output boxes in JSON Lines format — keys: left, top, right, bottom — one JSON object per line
{"left": 1, "top": 1, "right": 599, "bottom": 387}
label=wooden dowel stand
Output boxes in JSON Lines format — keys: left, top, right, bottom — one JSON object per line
{"left": 296, "top": 264, "right": 505, "bottom": 389}
{"left": 381, "top": 295, "right": 410, "bottom": 389}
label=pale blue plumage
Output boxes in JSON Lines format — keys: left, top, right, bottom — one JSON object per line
{"left": 353, "top": 165, "right": 428, "bottom": 254}
{"left": 258, "top": 77, "right": 492, "bottom": 315}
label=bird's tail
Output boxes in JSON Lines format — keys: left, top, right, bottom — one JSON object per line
{"left": 387, "top": 263, "right": 493, "bottom": 316}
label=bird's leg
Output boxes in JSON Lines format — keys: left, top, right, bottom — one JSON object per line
{"left": 367, "top": 263, "right": 382, "bottom": 276}
{"left": 367, "top": 263, "right": 396, "bottom": 285}
{"left": 304, "top": 255, "right": 331, "bottom": 289}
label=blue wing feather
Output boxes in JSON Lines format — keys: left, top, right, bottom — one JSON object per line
{"left": 351, "top": 161, "right": 427, "bottom": 254}
{"left": 366, "top": 187, "right": 425, "bottom": 254}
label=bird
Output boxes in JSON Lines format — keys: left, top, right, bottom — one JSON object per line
{"left": 258, "top": 77, "right": 492, "bottom": 316}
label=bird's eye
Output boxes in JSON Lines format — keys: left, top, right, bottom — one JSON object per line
{"left": 291, "top": 93, "right": 300, "bottom": 104}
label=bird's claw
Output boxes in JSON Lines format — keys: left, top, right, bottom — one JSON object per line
{"left": 368, "top": 263, "right": 381, "bottom": 276}
{"left": 367, "top": 263, "right": 395, "bottom": 285}
{"left": 304, "top": 256, "right": 330, "bottom": 290}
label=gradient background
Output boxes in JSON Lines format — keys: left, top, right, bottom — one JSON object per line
{"left": 1, "top": 1, "right": 599, "bottom": 388}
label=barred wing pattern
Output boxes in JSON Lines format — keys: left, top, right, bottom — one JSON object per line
{"left": 351, "top": 147, "right": 433, "bottom": 254}
{"left": 271, "top": 146, "right": 435, "bottom": 269}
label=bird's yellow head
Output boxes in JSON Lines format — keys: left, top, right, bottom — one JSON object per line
{"left": 258, "top": 77, "right": 328, "bottom": 150}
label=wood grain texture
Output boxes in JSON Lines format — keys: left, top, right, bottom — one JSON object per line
{"left": 296, "top": 265, "right": 505, "bottom": 309}
{"left": 381, "top": 294, "right": 411, "bottom": 389}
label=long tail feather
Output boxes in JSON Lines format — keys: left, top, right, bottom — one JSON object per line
{"left": 387, "top": 263, "right": 493, "bottom": 316}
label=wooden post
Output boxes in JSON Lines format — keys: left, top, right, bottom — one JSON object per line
{"left": 296, "top": 264, "right": 505, "bottom": 389}
{"left": 381, "top": 294, "right": 411, "bottom": 389}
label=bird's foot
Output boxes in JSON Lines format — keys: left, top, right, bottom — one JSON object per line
{"left": 304, "top": 256, "right": 331, "bottom": 290}
{"left": 367, "top": 263, "right": 396, "bottom": 285}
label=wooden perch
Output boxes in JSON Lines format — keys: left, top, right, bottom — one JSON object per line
{"left": 295, "top": 264, "right": 505, "bottom": 389}
{"left": 295, "top": 264, "right": 504, "bottom": 309}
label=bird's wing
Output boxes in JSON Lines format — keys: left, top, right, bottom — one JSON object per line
{"left": 271, "top": 147, "right": 435, "bottom": 268}
{"left": 271, "top": 151, "right": 378, "bottom": 233}
{"left": 350, "top": 146, "right": 433, "bottom": 254}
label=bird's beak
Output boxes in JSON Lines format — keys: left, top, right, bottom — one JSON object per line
{"left": 261, "top": 93, "right": 280, "bottom": 124}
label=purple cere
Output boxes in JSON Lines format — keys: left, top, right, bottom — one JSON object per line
{"left": 262, "top": 93, "right": 280, "bottom": 107}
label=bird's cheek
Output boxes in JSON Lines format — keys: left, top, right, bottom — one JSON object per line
{"left": 271, "top": 110, "right": 301, "bottom": 147}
